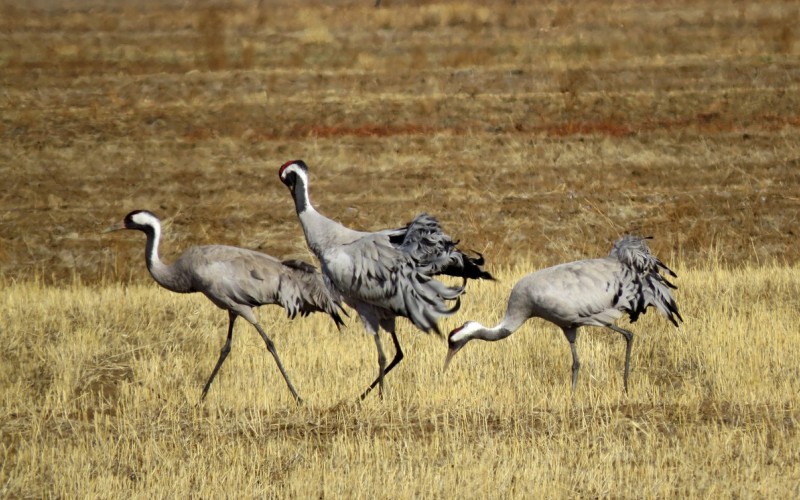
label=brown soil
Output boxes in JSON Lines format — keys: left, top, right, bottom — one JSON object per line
{"left": 1, "top": 0, "right": 799, "bottom": 284}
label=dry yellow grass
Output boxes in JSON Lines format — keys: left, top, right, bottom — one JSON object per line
{"left": 1, "top": 262, "right": 799, "bottom": 497}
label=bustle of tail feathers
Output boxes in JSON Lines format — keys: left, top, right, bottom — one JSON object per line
{"left": 611, "top": 235, "right": 683, "bottom": 327}
{"left": 610, "top": 235, "right": 678, "bottom": 280}
{"left": 395, "top": 271, "right": 463, "bottom": 336}
{"left": 389, "top": 213, "right": 495, "bottom": 281}
{"left": 281, "top": 259, "right": 347, "bottom": 329}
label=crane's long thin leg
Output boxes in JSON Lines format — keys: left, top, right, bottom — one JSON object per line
{"left": 607, "top": 324, "right": 634, "bottom": 393}
{"left": 252, "top": 322, "right": 303, "bottom": 404}
{"left": 200, "top": 311, "right": 237, "bottom": 401}
{"left": 359, "top": 320, "right": 403, "bottom": 400}
{"left": 563, "top": 327, "right": 580, "bottom": 393}
{"left": 361, "top": 332, "right": 388, "bottom": 400}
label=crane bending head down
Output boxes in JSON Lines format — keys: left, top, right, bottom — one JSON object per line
{"left": 443, "top": 235, "right": 682, "bottom": 393}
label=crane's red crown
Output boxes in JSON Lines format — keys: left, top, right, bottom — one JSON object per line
{"left": 279, "top": 160, "right": 306, "bottom": 179}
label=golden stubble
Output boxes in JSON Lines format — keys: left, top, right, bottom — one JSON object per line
{"left": 1, "top": 262, "right": 799, "bottom": 497}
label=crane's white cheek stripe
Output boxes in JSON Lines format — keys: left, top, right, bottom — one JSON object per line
{"left": 132, "top": 212, "right": 159, "bottom": 227}
{"left": 282, "top": 164, "right": 306, "bottom": 182}
{"left": 294, "top": 168, "right": 310, "bottom": 186}
{"left": 450, "top": 325, "right": 475, "bottom": 344}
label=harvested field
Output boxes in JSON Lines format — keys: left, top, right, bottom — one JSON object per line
{"left": 2, "top": 265, "right": 800, "bottom": 497}
{"left": 1, "top": 0, "right": 799, "bottom": 284}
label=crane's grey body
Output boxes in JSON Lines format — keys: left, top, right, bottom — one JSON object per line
{"left": 105, "top": 210, "right": 344, "bottom": 404}
{"left": 279, "top": 160, "right": 492, "bottom": 398}
{"left": 168, "top": 245, "right": 338, "bottom": 324}
{"left": 504, "top": 259, "right": 628, "bottom": 330}
{"left": 445, "top": 235, "right": 682, "bottom": 393}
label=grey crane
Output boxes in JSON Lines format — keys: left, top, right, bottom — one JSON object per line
{"left": 278, "top": 160, "right": 493, "bottom": 399}
{"left": 104, "top": 210, "right": 345, "bottom": 404}
{"left": 444, "top": 235, "right": 682, "bottom": 393}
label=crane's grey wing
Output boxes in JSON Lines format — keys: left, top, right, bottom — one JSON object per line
{"left": 279, "top": 259, "right": 346, "bottom": 328}
{"left": 178, "top": 246, "right": 283, "bottom": 311}
{"left": 609, "top": 236, "right": 682, "bottom": 326}
{"left": 321, "top": 233, "right": 462, "bottom": 333}
{"left": 182, "top": 246, "right": 345, "bottom": 327}
{"left": 527, "top": 260, "right": 626, "bottom": 327}
{"left": 386, "top": 213, "right": 494, "bottom": 281}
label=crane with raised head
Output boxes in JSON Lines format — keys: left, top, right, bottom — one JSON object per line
{"left": 104, "top": 209, "right": 345, "bottom": 404}
{"left": 278, "top": 160, "right": 493, "bottom": 399}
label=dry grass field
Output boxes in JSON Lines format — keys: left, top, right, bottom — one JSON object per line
{"left": 2, "top": 265, "right": 800, "bottom": 497}
{"left": 1, "top": 0, "right": 799, "bottom": 497}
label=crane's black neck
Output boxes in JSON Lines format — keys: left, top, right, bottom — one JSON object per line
{"left": 141, "top": 225, "right": 161, "bottom": 270}
{"left": 290, "top": 174, "right": 310, "bottom": 214}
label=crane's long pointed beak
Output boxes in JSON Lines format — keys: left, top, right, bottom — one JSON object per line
{"left": 443, "top": 346, "right": 459, "bottom": 373}
{"left": 102, "top": 220, "right": 125, "bottom": 234}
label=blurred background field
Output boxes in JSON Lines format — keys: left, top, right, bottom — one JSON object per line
{"left": 1, "top": 0, "right": 799, "bottom": 497}
{"left": 1, "top": 0, "right": 799, "bottom": 284}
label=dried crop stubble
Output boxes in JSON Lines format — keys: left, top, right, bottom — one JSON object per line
{"left": 1, "top": 264, "right": 799, "bottom": 497}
